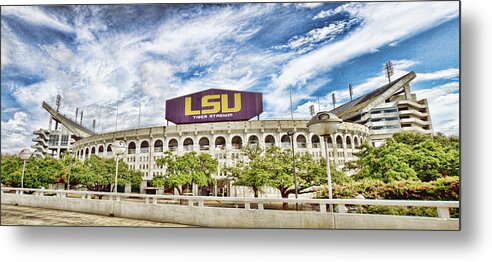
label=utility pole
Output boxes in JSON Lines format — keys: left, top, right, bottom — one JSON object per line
{"left": 349, "top": 83, "right": 353, "bottom": 101}
{"left": 332, "top": 93, "right": 336, "bottom": 109}
{"left": 115, "top": 103, "right": 118, "bottom": 132}
{"left": 138, "top": 98, "right": 142, "bottom": 128}
{"left": 385, "top": 61, "right": 394, "bottom": 83}
{"left": 289, "top": 87, "right": 294, "bottom": 120}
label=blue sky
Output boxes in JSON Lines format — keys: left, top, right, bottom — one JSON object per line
{"left": 1, "top": 2, "right": 459, "bottom": 154}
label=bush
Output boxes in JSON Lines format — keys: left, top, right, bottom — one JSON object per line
{"left": 316, "top": 176, "right": 459, "bottom": 201}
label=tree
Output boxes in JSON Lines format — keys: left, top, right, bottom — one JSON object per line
{"left": 70, "top": 156, "right": 142, "bottom": 193}
{"left": 348, "top": 132, "right": 459, "bottom": 182}
{"left": 223, "top": 145, "right": 270, "bottom": 198}
{"left": 225, "top": 146, "right": 338, "bottom": 208}
{"left": 1, "top": 155, "right": 65, "bottom": 189}
{"left": 154, "top": 151, "right": 217, "bottom": 195}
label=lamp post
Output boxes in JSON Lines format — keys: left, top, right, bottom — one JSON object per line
{"left": 287, "top": 131, "right": 298, "bottom": 210}
{"left": 19, "top": 148, "right": 32, "bottom": 190}
{"left": 307, "top": 112, "right": 342, "bottom": 213}
{"left": 111, "top": 141, "right": 127, "bottom": 193}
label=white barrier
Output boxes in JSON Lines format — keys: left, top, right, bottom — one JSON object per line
{"left": 1, "top": 187, "right": 459, "bottom": 229}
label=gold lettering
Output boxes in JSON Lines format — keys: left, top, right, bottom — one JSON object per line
{"left": 221, "top": 93, "right": 241, "bottom": 113}
{"left": 201, "top": 94, "right": 221, "bottom": 114}
{"left": 184, "top": 97, "right": 200, "bottom": 116}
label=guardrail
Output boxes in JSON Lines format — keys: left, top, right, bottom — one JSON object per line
{"left": 1, "top": 187, "right": 459, "bottom": 219}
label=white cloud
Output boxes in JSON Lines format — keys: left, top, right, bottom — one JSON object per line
{"left": 267, "top": 1, "right": 459, "bottom": 114}
{"left": 1, "top": 6, "right": 73, "bottom": 33}
{"left": 274, "top": 18, "right": 358, "bottom": 52}
{"left": 415, "top": 82, "right": 459, "bottom": 136}
{"left": 415, "top": 68, "right": 459, "bottom": 82}
{"left": 1, "top": 111, "right": 32, "bottom": 155}
{"left": 313, "top": 3, "right": 361, "bottom": 20}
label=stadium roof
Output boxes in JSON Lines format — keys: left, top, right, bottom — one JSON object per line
{"left": 330, "top": 71, "right": 416, "bottom": 121}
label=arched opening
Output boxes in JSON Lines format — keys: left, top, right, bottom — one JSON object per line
{"left": 183, "top": 138, "right": 194, "bottom": 151}
{"left": 311, "top": 135, "right": 320, "bottom": 148}
{"left": 140, "top": 141, "right": 150, "bottom": 153}
{"left": 85, "top": 148, "right": 89, "bottom": 158}
{"left": 106, "top": 144, "right": 112, "bottom": 155}
{"left": 248, "top": 135, "right": 259, "bottom": 146}
{"left": 154, "top": 140, "right": 163, "bottom": 152}
{"left": 215, "top": 136, "right": 226, "bottom": 150}
{"left": 168, "top": 139, "right": 178, "bottom": 152}
{"left": 98, "top": 145, "right": 104, "bottom": 155}
{"left": 296, "top": 135, "right": 307, "bottom": 148}
{"left": 336, "top": 135, "right": 343, "bottom": 148}
{"left": 281, "top": 134, "right": 290, "bottom": 148}
{"left": 346, "top": 136, "right": 353, "bottom": 149}
{"left": 199, "top": 137, "right": 210, "bottom": 151}
{"left": 128, "top": 142, "right": 136, "bottom": 154}
{"left": 354, "top": 137, "right": 359, "bottom": 147}
{"left": 265, "top": 135, "right": 275, "bottom": 147}
{"left": 91, "top": 146, "right": 96, "bottom": 155}
{"left": 231, "top": 136, "right": 242, "bottom": 150}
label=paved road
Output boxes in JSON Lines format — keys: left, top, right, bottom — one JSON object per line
{"left": 1, "top": 204, "right": 191, "bottom": 227}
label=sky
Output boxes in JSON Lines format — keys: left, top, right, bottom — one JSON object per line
{"left": 1, "top": 2, "right": 460, "bottom": 154}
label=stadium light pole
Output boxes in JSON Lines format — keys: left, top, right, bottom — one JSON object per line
{"left": 111, "top": 141, "right": 127, "bottom": 193}
{"left": 307, "top": 112, "right": 342, "bottom": 213}
{"left": 19, "top": 148, "right": 33, "bottom": 191}
{"left": 287, "top": 131, "right": 298, "bottom": 211}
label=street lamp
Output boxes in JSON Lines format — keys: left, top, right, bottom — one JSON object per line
{"left": 287, "top": 131, "right": 299, "bottom": 210}
{"left": 307, "top": 112, "right": 342, "bottom": 213}
{"left": 19, "top": 148, "right": 33, "bottom": 190}
{"left": 110, "top": 140, "right": 127, "bottom": 193}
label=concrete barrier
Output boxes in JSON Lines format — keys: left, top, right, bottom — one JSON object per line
{"left": 1, "top": 190, "right": 459, "bottom": 230}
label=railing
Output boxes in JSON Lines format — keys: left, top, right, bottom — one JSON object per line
{"left": 1, "top": 187, "right": 459, "bottom": 219}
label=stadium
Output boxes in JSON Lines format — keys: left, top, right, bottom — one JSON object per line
{"left": 32, "top": 71, "right": 432, "bottom": 196}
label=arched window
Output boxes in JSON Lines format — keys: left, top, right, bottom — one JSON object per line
{"left": 168, "top": 139, "right": 178, "bottom": 152}
{"left": 265, "top": 135, "right": 275, "bottom": 147}
{"left": 106, "top": 144, "right": 112, "bottom": 155}
{"left": 140, "top": 140, "right": 150, "bottom": 153}
{"left": 199, "top": 137, "right": 210, "bottom": 151}
{"left": 154, "top": 140, "right": 163, "bottom": 152}
{"left": 354, "top": 137, "right": 359, "bottom": 147}
{"left": 85, "top": 148, "right": 89, "bottom": 157}
{"left": 346, "top": 136, "right": 352, "bottom": 149}
{"left": 336, "top": 135, "right": 343, "bottom": 148}
{"left": 311, "top": 135, "right": 320, "bottom": 148}
{"left": 296, "top": 135, "right": 307, "bottom": 148}
{"left": 98, "top": 145, "right": 104, "bottom": 155}
{"left": 183, "top": 138, "right": 194, "bottom": 151}
{"left": 281, "top": 134, "right": 290, "bottom": 148}
{"left": 128, "top": 142, "right": 136, "bottom": 154}
{"left": 248, "top": 135, "right": 259, "bottom": 146}
{"left": 231, "top": 136, "right": 242, "bottom": 149}
{"left": 215, "top": 136, "right": 226, "bottom": 150}
{"left": 327, "top": 136, "right": 333, "bottom": 148}
{"left": 91, "top": 146, "right": 96, "bottom": 154}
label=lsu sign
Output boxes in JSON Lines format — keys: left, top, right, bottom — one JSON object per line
{"left": 165, "top": 89, "right": 263, "bottom": 124}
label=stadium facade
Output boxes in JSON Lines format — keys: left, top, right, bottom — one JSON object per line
{"left": 31, "top": 71, "right": 432, "bottom": 196}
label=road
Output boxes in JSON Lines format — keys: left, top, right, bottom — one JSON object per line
{"left": 1, "top": 204, "right": 191, "bottom": 227}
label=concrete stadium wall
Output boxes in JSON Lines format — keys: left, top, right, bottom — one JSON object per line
{"left": 2, "top": 194, "right": 459, "bottom": 230}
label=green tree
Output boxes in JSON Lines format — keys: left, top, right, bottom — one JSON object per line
{"left": 155, "top": 151, "right": 217, "bottom": 195}
{"left": 349, "top": 132, "right": 459, "bottom": 182}
{"left": 223, "top": 145, "right": 270, "bottom": 198}
{"left": 225, "top": 146, "right": 339, "bottom": 208}
{"left": 71, "top": 156, "right": 142, "bottom": 193}
{"left": 1, "top": 155, "right": 65, "bottom": 188}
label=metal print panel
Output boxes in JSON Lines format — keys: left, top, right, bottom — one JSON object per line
{"left": 0, "top": 1, "right": 460, "bottom": 230}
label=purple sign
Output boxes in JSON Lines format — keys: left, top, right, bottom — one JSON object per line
{"left": 165, "top": 89, "right": 263, "bottom": 124}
